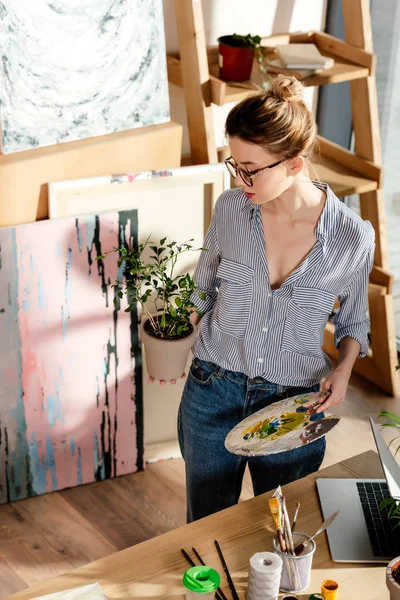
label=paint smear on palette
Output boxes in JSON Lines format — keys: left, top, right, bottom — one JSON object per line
{"left": 225, "top": 391, "right": 340, "bottom": 456}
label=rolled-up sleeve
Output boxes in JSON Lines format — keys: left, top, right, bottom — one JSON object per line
{"left": 332, "top": 243, "right": 375, "bottom": 357}
{"left": 190, "top": 210, "right": 221, "bottom": 314}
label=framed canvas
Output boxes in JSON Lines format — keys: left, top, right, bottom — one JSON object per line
{"left": 0, "top": 210, "right": 143, "bottom": 504}
{"left": 0, "top": 1, "right": 169, "bottom": 153}
{"left": 49, "top": 164, "right": 229, "bottom": 284}
{"left": 49, "top": 164, "right": 230, "bottom": 460}
{"left": 49, "top": 164, "right": 229, "bottom": 233}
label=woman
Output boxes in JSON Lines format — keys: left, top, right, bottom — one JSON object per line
{"left": 157, "top": 75, "right": 374, "bottom": 523}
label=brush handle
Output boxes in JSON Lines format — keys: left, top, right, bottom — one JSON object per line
{"left": 277, "top": 530, "right": 286, "bottom": 553}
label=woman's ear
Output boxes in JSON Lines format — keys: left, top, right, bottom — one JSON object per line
{"left": 287, "top": 155, "right": 305, "bottom": 176}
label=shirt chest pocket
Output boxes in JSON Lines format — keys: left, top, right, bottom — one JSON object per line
{"left": 281, "top": 287, "right": 336, "bottom": 358}
{"left": 213, "top": 259, "right": 254, "bottom": 339}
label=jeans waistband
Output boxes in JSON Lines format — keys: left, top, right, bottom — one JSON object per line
{"left": 194, "top": 357, "right": 284, "bottom": 390}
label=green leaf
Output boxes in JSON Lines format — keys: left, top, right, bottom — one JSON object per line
{"left": 169, "top": 306, "right": 177, "bottom": 317}
{"left": 160, "top": 237, "right": 167, "bottom": 245}
{"left": 198, "top": 292, "right": 206, "bottom": 301}
{"left": 175, "top": 297, "right": 182, "bottom": 307}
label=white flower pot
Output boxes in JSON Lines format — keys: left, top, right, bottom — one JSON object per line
{"left": 140, "top": 316, "right": 197, "bottom": 381}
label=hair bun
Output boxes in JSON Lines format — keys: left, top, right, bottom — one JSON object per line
{"left": 268, "top": 74, "right": 304, "bottom": 103}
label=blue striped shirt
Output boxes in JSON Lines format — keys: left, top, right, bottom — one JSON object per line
{"left": 191, "top": 182, "right": 375, "bottom": 386}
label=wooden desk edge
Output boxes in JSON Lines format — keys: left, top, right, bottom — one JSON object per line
{"left": 4, "top": 450, "right": 384, "bottom": 600}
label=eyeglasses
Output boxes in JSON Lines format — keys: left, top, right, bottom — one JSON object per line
{"left": 224, "top": 156, "right": 284, "bottom": 187}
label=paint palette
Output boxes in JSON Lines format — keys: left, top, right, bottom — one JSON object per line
{"left": 225, "top": 391, "right": 340, "bottom": 456}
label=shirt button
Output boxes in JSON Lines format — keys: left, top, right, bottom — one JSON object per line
{"left": 257, "top": 358, "right": 264, "bottom": 363}
{"left": 268, "top": 292, "right": 272, "bottom": 298}
{"left": 263, "top": 327, "right": 268, "bottom": 333}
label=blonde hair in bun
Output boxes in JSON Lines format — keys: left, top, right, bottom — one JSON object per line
{"left": 268, "top": 74, "right": 304, "bottom": 103}
{"left": 225, "top": 74, "right": 317, "bottom": 162}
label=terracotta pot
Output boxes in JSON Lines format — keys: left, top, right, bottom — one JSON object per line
{"left": 387, "top": 558, "right": 400, "bottom": 599}
{"left": 140, "top": 316, "right": 197, "bottom": 381}
{"left": 218, "top": 35, "right": 254, "bottom": 81}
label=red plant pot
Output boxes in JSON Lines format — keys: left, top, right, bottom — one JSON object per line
{"left": 218, "top": 35, "right": 254, "bottom": 82}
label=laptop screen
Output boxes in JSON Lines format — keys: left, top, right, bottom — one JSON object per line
{"left": 370, "top": 416, "right": 400, "bottom": 500}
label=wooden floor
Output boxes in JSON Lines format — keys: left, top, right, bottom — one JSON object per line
{"left": 0, "top": 372, "right": 399, "bottom": 598}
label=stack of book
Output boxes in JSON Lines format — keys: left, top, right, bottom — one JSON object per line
{"left": 267, "top": 43, "right": 334, "bottom": 79}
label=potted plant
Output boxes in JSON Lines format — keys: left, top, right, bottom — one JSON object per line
{"left": 218, "top": 33, "right": 263, "bottom": 82}
{"left": 100, "top": 236, "right": 205, "bottom": 381}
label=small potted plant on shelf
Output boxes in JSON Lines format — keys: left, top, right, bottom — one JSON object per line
{"left": 218, "top": 33, "right": 268, "bottom": 82}
{"left": 378, "top": 383, "right": 400, "bottom": 599}
{"left": 100, "top": 236, "right": 205, "bottom": 381}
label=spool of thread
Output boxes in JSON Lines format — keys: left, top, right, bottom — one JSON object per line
{"left": 321, "top": 579, "right": 339, "bottom": 600}
{"left": 247, "top": 551, "right": 283, "bottom": 600}
{"left": 282, "top": 595, "right": 300, "bottom": 600}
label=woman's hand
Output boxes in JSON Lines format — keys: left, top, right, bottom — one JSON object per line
{"left": 148, "top": 373, "right": 186, "bottom": 386}
{"left": 316, "top": 367, "right": 351, "bottom": 413}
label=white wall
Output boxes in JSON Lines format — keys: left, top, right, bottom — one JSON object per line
{"left": 144, "top": 0, "right": 327, "bottom": 454}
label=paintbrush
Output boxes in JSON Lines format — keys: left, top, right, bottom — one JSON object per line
{"left": 192, "top": 547, "right": 228, "bottom": 600}
{"left": 291, "top": 502, "right": 301, "bottom": 532}
{"left": 294, "top": 510, "right": 340, "bottom": 555}
{"left": 282, "top": 496, "right": 296, "bottom": 555}
{"left": 268, "top": 497, "right": 286, "bottom": 552}
{"left": 214, "top": 540, "right": 240, "bottom": 600}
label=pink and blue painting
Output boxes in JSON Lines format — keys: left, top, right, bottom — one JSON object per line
{"left": 0, "top": 210, "right": 143, "bottom": 504}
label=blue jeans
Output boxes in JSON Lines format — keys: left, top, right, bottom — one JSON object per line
{"left": 178, "top": 358, "right": 326, "bottom": 523}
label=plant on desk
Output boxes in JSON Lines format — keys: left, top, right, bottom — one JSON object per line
{"left": 100, "top": 236, "right": 205, "bottom": 382}
{"left": 378, "top": 396, "right": 400, "bottom": 595}
{"left": 378, "top": 409, "right": 400, "bottom": 528}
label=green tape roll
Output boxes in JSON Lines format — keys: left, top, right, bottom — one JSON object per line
{"left": 308, "top": 595, "right": 324, "bottom": 600}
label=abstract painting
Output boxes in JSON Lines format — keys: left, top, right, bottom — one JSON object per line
{"left": 0, "top": 1, "right": 170, "bottom": 153}
{"left": 0, "top": 210, "right": 143, "bottom": 504}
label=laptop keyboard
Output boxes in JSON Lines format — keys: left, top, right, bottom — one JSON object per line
{"left": 357, "top": 481, "right": 400, "bottom": 558}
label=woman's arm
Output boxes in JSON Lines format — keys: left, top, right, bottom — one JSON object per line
{"left": 189, "top": 211, "right": 221, "bottom": 316}
{"left": 317, "top": 244, "right": 375, "bottom": 412}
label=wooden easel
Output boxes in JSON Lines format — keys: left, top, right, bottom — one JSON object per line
{"left": 168, "top": 0, "right": 399, "bottom": 395}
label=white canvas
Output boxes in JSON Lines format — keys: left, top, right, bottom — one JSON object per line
{"left": 49, "top": 164, "right": 230, "bottom": 457}
{"left": 48, "top": 164, "right": 229, "bottom": 247}
{"left": 0, "top": 0, "right": 170, "bottom": 153}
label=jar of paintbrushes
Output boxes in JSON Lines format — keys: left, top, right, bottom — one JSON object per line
{"left": 268, "top": 493, "right": 339, "bottom": 594}
{"left": 269, "top": 496, "right": 315, "bottom": 593}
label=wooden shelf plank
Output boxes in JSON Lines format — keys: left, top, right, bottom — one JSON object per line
{"left": 312, "top": 154, "right": 378, "bottom": 197}
{"left": 168, "top": 31, "right": 374, "bottom": 107}
{"left": 212, "top": 136, "right": 381, "bottom": 198}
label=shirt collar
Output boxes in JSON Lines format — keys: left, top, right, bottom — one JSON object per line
{"left": 240, "top": 182, "right": 339, "bottom": 243}
{"left": 313, "top": 182, "right": 339, "bottom": 244}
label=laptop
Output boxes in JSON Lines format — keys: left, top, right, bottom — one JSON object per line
{"left": 316, "top": 416, "right": 400, "bottom": 563}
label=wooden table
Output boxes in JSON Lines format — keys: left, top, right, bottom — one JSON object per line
{"left": 5, "top": 451, "right": 388, "bottom": 599}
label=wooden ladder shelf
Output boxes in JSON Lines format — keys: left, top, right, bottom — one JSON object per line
{"left": 169, "top": 0, "right": 399, "bottom": 396}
